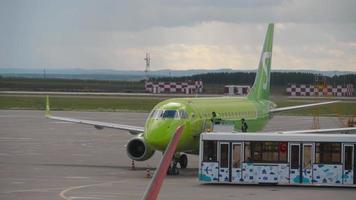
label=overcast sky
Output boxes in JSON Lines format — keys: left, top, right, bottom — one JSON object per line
{"left": 1, "top": 0, "right": 355, "bottom": 71}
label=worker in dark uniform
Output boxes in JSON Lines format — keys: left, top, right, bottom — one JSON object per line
{"left": 241, "top": 118, "right": 248, "bottom": 132}
{"left": 211, "top": 111, "right": 221, "bottom": 124}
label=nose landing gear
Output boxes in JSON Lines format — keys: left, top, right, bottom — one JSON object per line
{"left": 167, "top": 153, "right": 188, "bottom": 175}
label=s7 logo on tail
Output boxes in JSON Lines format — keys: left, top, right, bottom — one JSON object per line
{"left": 262, "top": 52, "right": 272, "bottom": 90}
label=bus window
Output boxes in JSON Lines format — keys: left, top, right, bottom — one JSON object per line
{"left": 203, "top": 141, "right": 217, "bottom": 162}
{"left": 345, "top": 146, "right": 353, "bottom": 171}
{"left": 244, "top": 142, "right": 251, "bottom": 162}
{"left": 303, "top": 145, "right": 312, "bottom": 169}
{"left": 246, "top": 141, "right": 288, "bottom": 163}
{"left": 232, "top": 144, "right": 241, "bottom": 168}
{"left": 291, "top": 145, "right": 300, "bottom": 169}
{"left": 220, "top": 143, "right": 229, "bottom": 168}
{"left": 315, "top": 143, "right": 341, "bottom": 164}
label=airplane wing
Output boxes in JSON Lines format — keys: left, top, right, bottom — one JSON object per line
{"left": 47, "top": 115, "right": 144, "bottom": 134}
{"left": 45, "top": 96, "right": 144, "bottom": 135}
{"left": 269, "top": 100, "right": 339, "bottom": 113}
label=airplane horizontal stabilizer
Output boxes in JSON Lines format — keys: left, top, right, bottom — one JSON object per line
{"left": 269, "top": 100, "right": 339, "bottom": 113}
{"left": 272, "top": 126, "right": 356, "bottom": 134}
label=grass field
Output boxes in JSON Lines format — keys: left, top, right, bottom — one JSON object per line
{"left": 0, "top": 94, "right": 355, "bottom": 116}
{"left": 0, "top": 95, "right": 164, "bottom": 112}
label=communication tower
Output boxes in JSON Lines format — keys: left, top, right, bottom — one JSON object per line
{"left": 144, "top": 53, "right": 150, "bottom": 80}
{"left": 314, "top": 74, "right": 328, "bottom": 96}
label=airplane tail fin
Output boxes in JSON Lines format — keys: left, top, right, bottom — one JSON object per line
{"left": 247, "top": 23, "right": 274, "bottom": 100}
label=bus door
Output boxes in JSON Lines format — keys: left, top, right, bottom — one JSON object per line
{"left": 289, "top": 143, "right": 301, "bottom": 184}
{"left": 289, "top": 143, "right": 313, "bottom": 184}
{"left": 343, "top": 144, "right": 355, "bottom": 184}
{"left": 218, "top": 142, "right": 230, "bottom": 182}
{"left": 302, "top": 143, "right": 313, "bottom": 183}
{"left": 231, "top": 143, "right": 242, "bottom": 183}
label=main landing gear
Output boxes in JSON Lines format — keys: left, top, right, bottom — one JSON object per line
{"left": 167, "top": 153, "right": 188, "bottom": 175}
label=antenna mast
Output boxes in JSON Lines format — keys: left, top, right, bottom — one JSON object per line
{"left": 144, "top": 53, "right": 150, "bottom": 80}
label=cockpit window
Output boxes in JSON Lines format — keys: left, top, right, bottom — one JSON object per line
{"left": 162, "top": 110, "right": 178, "bottom": 118}
{"left": 150, "top": 109, "right": 185, "bottom": 119}
{"left": 179, "top": 110, "right": 189, "bottom": 119}
{"left": 149, "top": 110, "right": 163, "bottom": 119}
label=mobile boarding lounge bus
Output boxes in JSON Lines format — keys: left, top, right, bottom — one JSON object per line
{"left": 199, "top": 132, "right": 356, "bottom": 186}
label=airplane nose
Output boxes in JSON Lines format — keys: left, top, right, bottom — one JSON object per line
{"left": 145, "top": 121, "right": 182, "bottom": 151}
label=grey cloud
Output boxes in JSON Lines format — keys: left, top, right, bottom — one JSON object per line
{"left": 0, "top": 0, "right": 355, "bottom": 70}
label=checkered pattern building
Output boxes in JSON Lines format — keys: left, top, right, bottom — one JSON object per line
{"left": 286, "top": 84, "right": 354, "bottom": 96}
{"left": 145, "top": 80, "right": 203, "bottom": 94}
{"left": 224, "top": 85, "right": 250, "bottom": 96}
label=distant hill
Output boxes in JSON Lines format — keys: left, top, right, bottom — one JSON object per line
{"left": 0, "top": 67, "right": 355, "bottom": 80}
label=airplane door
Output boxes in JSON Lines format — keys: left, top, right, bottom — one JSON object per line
{"left": 231, "top": 143, "right": 242, "bottom": 183}
{"left": 289, "top": 143, "right": 301, "bottom": 184}
{"left": 343, "top": 144, "right": 354, "bottom": 184}
{"left": 218, "top": 142, "right": 230, "bottom": 182}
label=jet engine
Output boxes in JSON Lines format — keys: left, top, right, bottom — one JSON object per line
{"left": 126, "top": 136, "right": 155, "bottom": 161}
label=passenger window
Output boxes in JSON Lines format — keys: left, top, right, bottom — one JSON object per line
{"left": 291, "top": 145, "right": 300, "bottom": 169}
{"left": 345, "top": 146, "right": 353, "bottom": 171}
{"left": 245, "top": 141, "right": 288, "bottom": 163}
{"left": 315, "top": 142, "right": 341, "bottom": 164}
{"left": 220, "top": 143, "right": 229, "bottom": 168}
{"left": 232, "top": 144, "right": 241, "bottom": 168}
{"left": 303, "top": 145, "right": 312, "bottom": 169}
{"left": 244, "top": 142, "right": 251, "bottom": 162}
{"left": 203, "top": 141, "right": 217, "bottom": 162}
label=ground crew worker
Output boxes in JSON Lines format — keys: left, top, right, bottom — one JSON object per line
{"left": 211, "top": 111, "right": 221, "bottom": 124}
{"left": 241, "top": 118, "right": 248, "bottom": 132}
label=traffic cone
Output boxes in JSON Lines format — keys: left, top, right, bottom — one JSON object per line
{"left": 131, "top": 160, "right": 135, "bottom": 170}
{"left": 146, "top": 165, "right": 151, "bottom": 178}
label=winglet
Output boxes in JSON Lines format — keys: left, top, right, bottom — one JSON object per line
{"left": 45, "top": 95, "right": 50, "bottom": 117}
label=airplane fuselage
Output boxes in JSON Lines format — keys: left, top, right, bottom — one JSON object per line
{"left": 143, "top": 96, "right": 276, "bottom": 153}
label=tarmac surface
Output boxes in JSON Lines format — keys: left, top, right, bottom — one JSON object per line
{"left": 0, "top": 110, "right": 355, "bottom": 200}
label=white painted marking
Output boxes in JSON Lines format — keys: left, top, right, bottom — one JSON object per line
{"left": 0, "top": 137, "right": 32, "bottom": 140}
{"left": 65, "top": 176, "right": 90, "bottom": 179}
{"left": 70, "top": 197, "right": 102, "bottom": 199}
{"left": 59, "top": 181, "right": 126, "bottom": 200}
{"left": 2, "top": 187, "right": 67, "bottom": 194}
{"left": 11, "top": 181, "right": 25, "bottom": 184}
{"left": 50, "top": 121, "right": 73, "bottom": 124}
{"left": 71, "top": 154, "right": 91, "bottom": 157}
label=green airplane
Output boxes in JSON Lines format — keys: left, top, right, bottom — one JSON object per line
{"left": 46, "top": 23, "right": 338, "bottom": 175}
